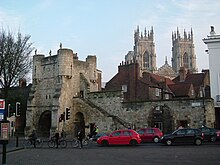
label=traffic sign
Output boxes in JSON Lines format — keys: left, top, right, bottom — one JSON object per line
{"left": 0, "top": 99, "right": 5, "bottom": 110}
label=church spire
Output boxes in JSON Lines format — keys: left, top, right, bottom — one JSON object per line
{"left": 165, "top": 56, "right": 168, "bottom": 64}
{"left": 191, "top": 28, "right": 193, "bottom": 41}
{"left": 144, "top": 27, "right": 147, "bottom": 37}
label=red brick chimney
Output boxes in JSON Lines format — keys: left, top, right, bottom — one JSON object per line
{"left": 19, "top": 78, "right": 27, "bottom": 87}
{"left": 179, "top": 67, "right": 187, "bottom": 82}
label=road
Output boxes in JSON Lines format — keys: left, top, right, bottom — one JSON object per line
{"left": 1, "top": 141, "right": 220, "bottom": 165}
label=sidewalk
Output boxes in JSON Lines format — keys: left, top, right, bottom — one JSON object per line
{"left": 0, "top": 137, "right": 24, "bottom": 154}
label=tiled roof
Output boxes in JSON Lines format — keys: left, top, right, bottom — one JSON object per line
{"left": 168, "top": 83, "right": 192, "bottom": 97}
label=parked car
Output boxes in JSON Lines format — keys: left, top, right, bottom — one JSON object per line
{"left": 216, "top": 130, "right": 220, "bottom": 141}
{"left": 160, "top": 128, "right": 204, "bottom": 146}
{"left": 97, "top": 129, "right": 141, "bottom": 146}
{"left": 198, "top": 126, "right": 217, "bottom": 142}
{"left": 91, "top": 133, "right": 107, "bottom": 141}
{"left": 137, "top": 128, "right": 163, "bottom": 143}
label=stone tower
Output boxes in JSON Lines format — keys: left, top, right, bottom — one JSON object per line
{"left": 26, "top": 47, "right": 102, "bottom": 136}
{"left": 172, "top": 28, "right": 197, "bottom": 73}
{"left": 125, "top": 26, "right": 157, "bottom": 74}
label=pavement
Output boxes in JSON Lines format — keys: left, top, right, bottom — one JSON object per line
{"left": 0, "top": 137, "right": 24, "bottom": 154}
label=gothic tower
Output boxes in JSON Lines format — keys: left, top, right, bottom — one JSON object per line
{"left": 171, "top": 28, "right": 197, "bottom": 73}
{"left": 125, "top": 26, "right": 157, "bottom": 73}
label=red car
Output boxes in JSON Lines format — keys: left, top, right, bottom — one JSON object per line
{"left": 216, "top": 130, "right": 220, "bottom": 140}
{"left": 137, "top": 128, "right": 163, "bottom": 143}
{"left": 97, "top": 129, "right": 141, "bottom": 146}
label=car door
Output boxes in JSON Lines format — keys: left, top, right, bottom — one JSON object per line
{"left": 201, "top": 127, "right": 210, "bottom": 141}
{"left": 185, "top": 129, "right": 195, "bottom": 143}
{"left": 122, "top": 130, "right": 133, "bottom": 144}
{"left": 174, "top": 129, "right": 186, "bottom": 143}
{"left": 145, "top": 129, "right": 154, "bottom": 142}
{"left": 109, "top": 131, "right": 121, "bottom": 145}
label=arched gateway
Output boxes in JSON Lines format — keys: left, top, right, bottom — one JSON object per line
{"left": 148, "top": 105, "right": 173, "bottom": 134}
{"left": 38, "top": 110, "right": 51, "bottom": 137}
{"left": 73, "top": 112, "right": 85, "bottom": 137}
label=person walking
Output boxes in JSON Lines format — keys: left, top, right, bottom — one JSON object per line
{"left": 54, "top": 130, "right": 60, "bottom": 148}
{"left": 77, "top": 129, "right": 83, "bottom": 148}
{"left": 61, "top": 130, "right": 66, "bottom": 139}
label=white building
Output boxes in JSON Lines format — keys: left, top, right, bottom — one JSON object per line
{"left": 203, "top": 26, "right": 220, "bottom": 107}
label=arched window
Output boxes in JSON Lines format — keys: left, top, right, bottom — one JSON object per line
{"left": 183, "top": 52, "right": 189, "bottom": 68}
{"left": 143, "top": 51, "right": 150, "bottom": 68}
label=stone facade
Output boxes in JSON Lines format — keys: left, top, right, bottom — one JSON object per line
{"left": 26, "top": 48, "right": 101, "bottom": 137}
{"left": 125, "top": 26, "right": 157, "bottom": 74}
{"left": 172, "top": 28, "right": 197, "bottom": 73}
{"left": 87, "top": 91, "right": 215, "bottom": 134}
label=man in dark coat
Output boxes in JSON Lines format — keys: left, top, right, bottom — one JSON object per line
{"left": 77, "top": 129, "right": 83, "bottom": 148}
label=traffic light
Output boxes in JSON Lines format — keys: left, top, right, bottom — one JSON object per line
{"left": 59, "top": 113, "right": 65, "bottom": 122}
{"left": 65, "top": 107, "right": 70, "bottom": 120}
{"left": 16, "top": 102, "right": 21, "bottom": 116}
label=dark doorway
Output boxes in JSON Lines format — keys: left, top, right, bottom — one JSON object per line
{"left": 38, "top": 111, "right": 51, "bottom": 137}
{"left": 148, "top": 105, "right": 173, "bottom": 134}
{"left": 74, "top": 112, "right": 85, "bottom": 138}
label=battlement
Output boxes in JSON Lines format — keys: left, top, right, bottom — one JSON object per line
{"left": 172, "top": 28, "right": 193, "bottom": 43}
{"left": 88, "top": 90, "right": 123, "bottom": 99}
{"left": 134, "top": 26, "right": 154, "bottom": 42}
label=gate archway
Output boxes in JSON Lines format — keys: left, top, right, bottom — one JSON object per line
{"left": 148, "top": 105, "right": 173, "bottom": 134}
{"left": 38, "top": 110, "right": 51, "bottom": 137}
{"left": 73, "top": 112, "right": 85, "bottom": 137}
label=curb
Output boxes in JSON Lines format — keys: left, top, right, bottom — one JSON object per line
{"left": 0, "top": 147, "right": 24, "bottom": 154}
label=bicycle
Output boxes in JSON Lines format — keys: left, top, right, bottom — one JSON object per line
{"left": 71, "top": 137, "right": 90, "bottom": 148}
{"left": 23, "top": 137, "right": 44, "bottom": 148}
{"left": 47, "top": 137, "right": 67, "bottom": 148}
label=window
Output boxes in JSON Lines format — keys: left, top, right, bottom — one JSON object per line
{"left": 165, "top": 94, "right": 169, "bottom": 100}
{"left": 186, "top": 129, "right": 194, "bottom": 135}
{"left": 123, "top": 131, "right": 132, "bottom": 136}
{"left": 191, "top": 89, "right": 194, "bottom": 96}
{"left": 111, "top": 131, "right": 121, "bottom": 137}
{"left": 146, "top": 129, "right": 154, "bottom": 134}
{"left": 176, "top": 129, "right": 185, "bottom": 135}
{"left": 155, "top": 88, "right": 160, "bottom": 97}
{"left": 137, "top": 130, "right": 145, "bottom": 135}
{"left": 122, "top": 85, "right": 127, "bottom": 93}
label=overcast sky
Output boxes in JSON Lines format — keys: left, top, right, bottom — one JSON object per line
{"left": 1, "top": 0, "right": 220, "bottom": 82}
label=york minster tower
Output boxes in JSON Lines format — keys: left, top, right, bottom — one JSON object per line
{"left": 172, "top": 28, "right": 197, "bottom": 73}
{"left": 125, "top": 26, "right": 156, "bottom": 74}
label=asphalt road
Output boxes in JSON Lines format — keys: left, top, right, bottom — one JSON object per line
{"left": 1, "top": 142, "right": 220, "bottom": 165}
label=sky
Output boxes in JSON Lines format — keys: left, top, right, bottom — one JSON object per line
{"left": 0, "top": 0, "right": 220, "bottom": 82}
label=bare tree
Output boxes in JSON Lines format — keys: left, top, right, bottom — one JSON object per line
{"left": 0, "top": 28, "right": 34, "bottom": 98}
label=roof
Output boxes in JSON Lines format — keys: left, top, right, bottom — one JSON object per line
{"left": 168, "top": 83, "right": 193, "bottom": 97}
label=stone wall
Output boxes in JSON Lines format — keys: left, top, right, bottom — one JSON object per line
{"left": 87, "top": 91, "right": 215, "bottom": 133}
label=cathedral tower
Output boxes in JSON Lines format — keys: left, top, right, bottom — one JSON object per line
{"left": 125, "top": 26, "right": 157, "bottom": 73}
{"left": 171, "top": 28, "right": 197, "bottom": 73}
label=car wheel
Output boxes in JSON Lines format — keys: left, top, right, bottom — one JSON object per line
{"left": 210, "top": 136, "right": 216, "bottom": 142}
{"left": 166, "top": 139, "right": 172, "bottom": 146}
{"left": 101, "top": 140, "right": 109, "bottom": 147}
{"left": 195, "top": 139, "right": 202, "bottom": 146}
{"left": 153, "top": 137, "right": 159, "bottom": 143}
{"left": 130, "top": 140, "right": 138, "bottom": 146}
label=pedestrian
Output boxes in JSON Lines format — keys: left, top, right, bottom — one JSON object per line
{"left": 29, "top": 129, "right": 37, "bottom": 148}
{"left": 77, "top": 129, "right": 83, "bottom": 148}
{"left": 92, "top": 125, "right": 98, "bottom": 137}
{"left": 54, "top": 130, "right": 60, "bottom": 148}
{"left": 61, "top": 130, "right": 66, "bottom": 139}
